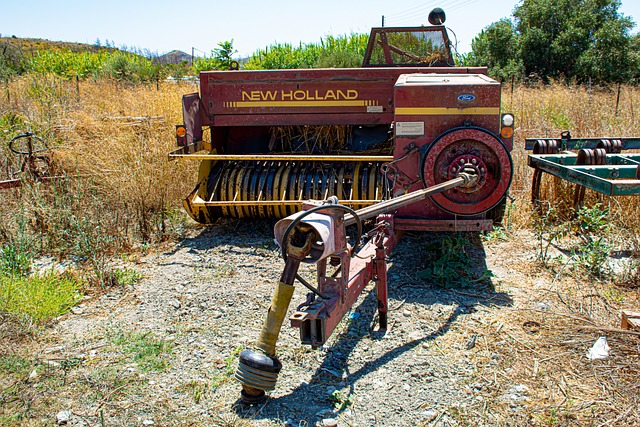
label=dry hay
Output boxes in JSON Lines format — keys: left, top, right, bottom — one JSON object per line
{"left": 440, "top": 229, "right": 640, "bottom": 426}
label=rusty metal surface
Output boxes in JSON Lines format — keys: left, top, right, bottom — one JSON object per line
{"left": 422, "top": 128, "right": 512, "bottom": 215}
{"left": 168, "top": 153, "right": 394, "bottom": 162}
{"left": 181, "top": 93, "right": 202, "bottom": 145}
{"left": 178, "top": 37, "right": 511, "bottom": 228}
{"left": 1, "top": 133, "right": 68, "bottom": 190}
{"left": 289, "top": 219, "right": 399, "bottom": 347}
{"left": 393, "top": 218, "right": 493, "bottom": 231}
{"left": 200, "top": 67, "right": 489, "bottom": 127}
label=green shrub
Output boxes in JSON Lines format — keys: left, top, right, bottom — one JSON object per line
{"left": 113, "top": 331, "right": 173, "bottom": 372}
{"left": 0, "top": 273, "right": 83, "bottom": 323}
{"left": 418, "top": 233, "right": 493, "bottom": 288}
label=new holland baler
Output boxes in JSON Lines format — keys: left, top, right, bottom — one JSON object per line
{"left": 170, "top": 9, "right": 516, "bottom": 403}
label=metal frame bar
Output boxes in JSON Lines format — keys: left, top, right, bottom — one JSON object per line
{"left": 169, "top": 150, "right": 394, "bottom": 162}
{"left": 528, "top": 153, "right": 640, "bottom": 196}
{"left": 525, "top": 137, "right": 640, "bottom": 151}
{"left": 189, "top": 198, "right": 379, "bottom": 207}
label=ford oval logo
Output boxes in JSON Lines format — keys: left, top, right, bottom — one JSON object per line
{"left": 458, "top": 94, "right": 476, "bottom": 102}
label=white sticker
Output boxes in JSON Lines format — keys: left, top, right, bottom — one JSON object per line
{"left": 396, "top": 121, "right": 425, "bottom": 136}
{"left": 367, "top": 105, "right": 384, "bottom": 113}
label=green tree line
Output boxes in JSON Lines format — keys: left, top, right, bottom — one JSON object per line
{"left": 0, "top": 34, "right": 369, "bottom": 83}
{"left": 2, "top": 0, "right": 639, "bottom": 84}
{"left": 464, "top": 0, "right": 640, "bottom": 83}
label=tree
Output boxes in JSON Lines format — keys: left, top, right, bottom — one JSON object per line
{"left": 467, "top": 0, "right": 637, "bottom": 83}
{"left": 513, "top": 0, "right": 635, "bottom": 82}
{"left": 212, "top": 40, "right": 237, "bottom": 70}
{"left": 631, "top": 34, "right": 640, "bottom": 81}
{"left": 465, "top": 19, "right": 524, "bottom": 81}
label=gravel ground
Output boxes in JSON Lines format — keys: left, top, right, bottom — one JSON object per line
{"left": 42, "top": 220, "right": 532, "bottom": 427}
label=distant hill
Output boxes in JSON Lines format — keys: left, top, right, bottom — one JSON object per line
{"left": 0, "top": 36, "right": 194, "bottom": 65}
{"left": 0, "top": 36, "right": 114, "bottom": 54}
{"left": 155, "top": 50, "right": 191, "bottom": 65}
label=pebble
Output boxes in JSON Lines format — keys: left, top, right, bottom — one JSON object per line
{"left": 422, "top": 410, "right": 437, "bottom": 421}
{"left": 29, "top": 369, "right": 39, "bottom": 380}
{"left": 211, "top": 310, "right": 223, "bottom": 319}
{"left": 536, "top": 301, "right": 550, "bottom": 310}
{"left": 403, "top": 309, "right": 412, "bottom": 317}
{"left": 322, "top": 418, "right": 338, "bottom": 427}
{"left": 323, "top": 368, "right": 342, "bottom": 378}
{"left": 465, "top": 335, "right": 477, "bottom": 350}
{"left": 142, "top": 420, "right": 155, "bottom": 426}
{"left": 70, "top": 306, "right": 84, "bottom": 315}
{"left": 56, "top": 410, "right": 71, "bottom": 425}
{"left": 168, "top": 299, "right": 181, "bottom": 309}
{"left": 316, "top": 409, "right": 334, "bottom": 418}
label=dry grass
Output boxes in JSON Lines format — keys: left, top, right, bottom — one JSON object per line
{"left": 1, "top": 76, "right": 195, "bottom": 251}
{"left": 273, "top": 125, "right": 352, "bottom": 153}
{"left": 1, "top": 76, "right": 639, "bottom": 426}
{"left": 502, "top": 81, "right": 640, "bottom": 236}
{"left": 442, "top": 230, "right": 640, "bottom": 426}
{"left": 485, "top": 83, "right": 640, "bottom": 426}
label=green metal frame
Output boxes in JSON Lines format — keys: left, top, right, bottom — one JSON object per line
{"left": 527, "top": 152, "right": 640, "bottom": 196}
{"left": 525, "top": 137, "right": 640, "bottom": 151}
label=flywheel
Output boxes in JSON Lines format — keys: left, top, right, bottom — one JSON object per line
{"left": 421, "top": 127, "right": 512, "bottom": 215}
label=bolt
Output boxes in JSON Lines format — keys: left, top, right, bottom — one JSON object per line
{"left": 480, "top": 167, "right": 485, "bottom": 173}
{"left": 460, "top": 159, "right": 465, "bottom": 164}
{"left": 471, "top": 158, "right": 477, "bottom": 164}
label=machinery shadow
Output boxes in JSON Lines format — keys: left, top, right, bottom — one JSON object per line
{"left": 233, "top": 230, "right": 513, "bottom": 423}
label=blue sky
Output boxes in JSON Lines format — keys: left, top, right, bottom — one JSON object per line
{"left": 1, "top": 0, "right": 639, "bottom": 58}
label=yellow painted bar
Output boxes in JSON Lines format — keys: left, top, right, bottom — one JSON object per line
{"left": 233, "top": 100, "right": 370, "bottom": 108}
{"left": 190, "top": 199, "right": 379, "bottom": 206}
{"left": 395, "top": 107, "right": 500, "bottom": 115}
{"left": 168, "top": 153, "right": 394, "bottom": 162}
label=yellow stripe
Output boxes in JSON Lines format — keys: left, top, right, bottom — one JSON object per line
{"left": 396, "top": 107, "right": 500, "bottom": 115}
{"left": 232, "top": 100, "right": 369, "bottom": 108}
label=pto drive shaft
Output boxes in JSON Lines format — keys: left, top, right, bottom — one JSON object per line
{"left": 234, "top": 173, "right": 476, "bottom": 402}
{"left": 235, "top": 224, "right": 318, "bottom": 403}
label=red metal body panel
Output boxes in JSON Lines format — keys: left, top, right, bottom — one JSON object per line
{"left": 182, "top": 93, "right": 203, "bottom": 145}
{"left": 389, "top": 74, "right": 505, "bottom": 219}
{"left": 289, "top": 214, "right": 399, "bottom": 346}
{"left": 199, "top": 67, "right": 488, "bottom": 127}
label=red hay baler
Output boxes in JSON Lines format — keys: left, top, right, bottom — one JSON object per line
{"left": 170, "top": 8, "right": 515, "bottom": 403}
